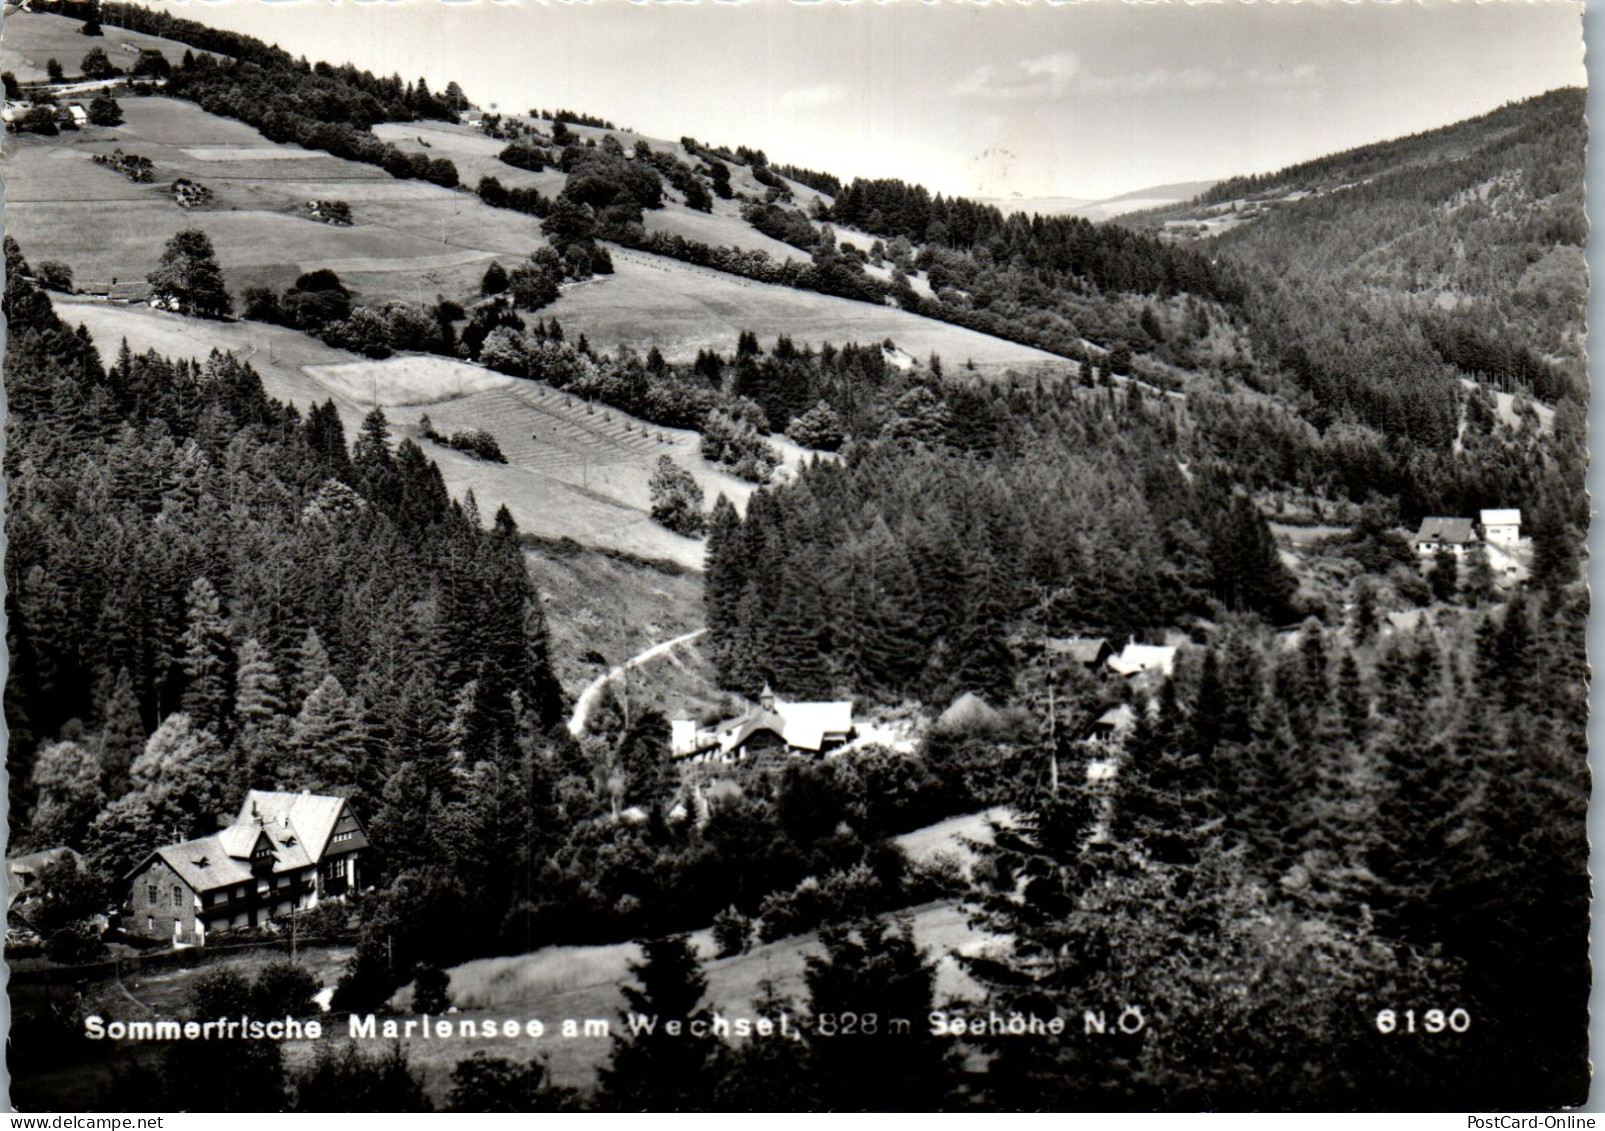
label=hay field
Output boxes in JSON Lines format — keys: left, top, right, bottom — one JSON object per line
{"left": 549, "top": 247, "right": 1062, "bottom": 372}
{"left": 337, "top": 898, "right": 991, "bottom": 1098}
{"left": 644, "top": 202, "right": 807, "bottom": 263}
{"left": 0, "top": 11, "right": 207, "bottom": 82}
{"left": 304, "top": 356, "right": 517, "bottom": 406}
{"left": 3, "top": 98, "right": 530, "bottom": 303}
{"left": 372, "top": 119, "right": 566, "bottom": 196}
{"left": 51, "top": 297, "right": 749, "bottom": 569}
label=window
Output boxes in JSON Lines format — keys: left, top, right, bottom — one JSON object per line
{"left": 172, "top": 885, "right": 182, "bottom": 908}
{"left": 146, "top": 884, "right": 157, "bottom": 904}
{"left": 332, "top": 831, "right": 355, "bottom": 844}
{"left": 146, "top": 917, "right": 154, "bottom": 934}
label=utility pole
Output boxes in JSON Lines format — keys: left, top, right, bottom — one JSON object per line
{"left": 1048, "top": 678, "right": 1059, "bottom": 794}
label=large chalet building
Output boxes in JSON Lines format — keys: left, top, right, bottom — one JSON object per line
{"left": 126, "top": 790, "right": 366, "bottom": 947}
{"left": 670, "top": 685, "right": 855, "bottom": 764}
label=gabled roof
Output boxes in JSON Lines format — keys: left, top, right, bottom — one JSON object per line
{"left": 1480, "top": 508, "right": 1521, "bottom": 527}
{"left": 149, "top": 834, "right": 254, "bottom": 893}
{"left": 1045, "top": 637, "right": 1111, "bottom": 664}
{"left": 7, "top": 846, "right": 82, "bottom": 876}
{"left": 128, "top": 792, "right": 357, "bottom": 890}
{"left": 703, "top": 695, "right": 855, "bottom": 757}
{"left": 1092, "top": 704, "right": 1136, "bottom": 732}
{"left": 1414, "top": 517, "right": 1476, "bottom": 544}
{"left": 238, "top": 791, "right": 348, "bottom": 861}
{"left": 771, "top": 700, "right": 854, "bottom": 751}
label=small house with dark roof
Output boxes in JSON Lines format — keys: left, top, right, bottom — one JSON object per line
{"left": 126, "top": 790, "right": 366, "bottom": 946}
{"left": 670, "top": 685, "right": 855, "bottom": 764}
{"left": 1044, "top": 636, "right": 1113, "bottom": 671}
{"left": 1413, "top": 516, "right": 1477, "bottom": 557}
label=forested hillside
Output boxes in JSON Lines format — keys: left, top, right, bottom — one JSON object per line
{"left": 1141, "top": 89, "right": 1586, "bottom": 406}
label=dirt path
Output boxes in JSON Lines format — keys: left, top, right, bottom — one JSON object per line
{"left": 566, "top": 627, "right": 708, "bottom": 737}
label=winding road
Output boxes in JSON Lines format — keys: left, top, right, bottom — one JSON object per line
{"left": 566, "top": 627, "right": 708, "bottom": 737}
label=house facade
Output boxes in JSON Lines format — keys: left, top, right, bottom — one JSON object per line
{"left": 1480, "top": 508, "right": 1522, "bottom": 548}
{"left": 1413, "top": 516, "right": 1478, "bottom": 557}
{"left": 671, "top": 685, "right": 855, "bottom": 763}
{"left": 126, "top": 791, "right": 366, "bottom": 946}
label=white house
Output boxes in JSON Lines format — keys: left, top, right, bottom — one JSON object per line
{"left": 1107, "top": 641, "right": 1178, "bottom": 680}
{"left": 1413, "top": 516, "right": 1477, "bottom": 557}
{"left": 1480, "top": 508, "right": 1522, "bottom": 548}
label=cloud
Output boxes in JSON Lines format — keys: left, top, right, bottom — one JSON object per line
{"left": 954, "top": 51, "right": 1080, "bottom": 101}
{"left": 954, "top": 53, "right": 1318, "bottom": 101}
{"left": 778, "top": 81, "right": 851, "bottom": 110}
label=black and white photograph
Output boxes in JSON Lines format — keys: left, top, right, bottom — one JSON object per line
{"left": 0, "top": 0, "right": 1591, "bottom": 1114}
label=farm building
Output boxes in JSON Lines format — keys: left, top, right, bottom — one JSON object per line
{"left": 1044, "top": 636, "right": 1113, "bottom": 670}
{"left": 125, "top": 790, "right": 367, "bottom": 947}
{"left": 670, "top": 684, "right": 855, "bottom": 763}
{"left": 1089, "top": 703, "right": 1136, "bottom": 744}
{"left": 65, "top": 103, "right": 87, "bottom": 126}
{"left": 1413, "top": 516, "right": 1477, "bottom": 556}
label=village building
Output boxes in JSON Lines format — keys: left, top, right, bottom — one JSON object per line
{"left": 1480, "top": 508, "right": 1522, "bottom": 548}
{"left": 1088, "top": 703, "right": 1136, "bottom": 744}
{"left": 1044, "top": 636, "right": 1114, "bottom": 671}
{"left": 1413, "top": 516, "right": 1477, "bottom": 557}
{"left": 670, "top": 685, "right": 855, "bottom": 763}
{"left": 125, "top": 790, "right": 367, "bottom": 947}
{"left": 1107, "top": 641, "right": 1178, "bottom": 680}
{"left": 65, "top": 104, "right": 87, "bottom": 127}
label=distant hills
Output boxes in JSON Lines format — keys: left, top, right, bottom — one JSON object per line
{"left": 974, "top": 179, "right": 1217, "bottom": 222}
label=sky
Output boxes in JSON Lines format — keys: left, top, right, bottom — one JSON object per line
{"left": 136, "top": 0, "right": 1585, "bottom": 201}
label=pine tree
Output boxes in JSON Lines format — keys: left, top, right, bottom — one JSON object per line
{"left": 801, "top": 916, "right": 945, "bottom": 1111}
{"left": 179, "top": 576, "right": 233, "bottom": 733}
{"left": 291, "top": 627, "right": 332, "bottom": 713}
{"left": 596, "top": 935, "right": 723, "bottom": 1111}
{"left": 96, "top": 666, "right": 145, "bottom": 795}
{"left": 288, "top": 674, "right": 365, "bottom": 794}
{"left": 234, "top": 638, "right": 285, "bottom": 727}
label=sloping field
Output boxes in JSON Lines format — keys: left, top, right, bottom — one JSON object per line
{"left": 644, "top": 201, "right": 807, "bottom": 262}
{"left": 9, "top": 95, "right": 1064, "bottom": 370}
{"left": 304, "top": 356, "right": 517, "bottom": 407}
{"left": 550, "top": 247, "right": 1062, "bottom": 372}
{"left": 0, "top": 11, "right": 208, "bottom": 82}
{"left": 2, "top": 98, "right": 537, "bottom": 303}
{"left": 336, "top": 899, "right": 994, "bottom": 1098}
{"left": 372, "top": 119, "right": 565, "bottom": 196}
{"left": 49, "top": 297, "right": 762, "bottom": 569}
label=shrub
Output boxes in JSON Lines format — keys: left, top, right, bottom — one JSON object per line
{"left": 412, "top": 963, "right": 451, "bottom": 1014}
{"left": 648, "top": 455, "right": 706, "bottom": 537}
{"left": 34, "top": 261, "right": 75, "bottom": 293}
{"left": 446, "top": 429, "right": 506, "bottom": 463}
{"left": 44, "top": 923, "right": 107, "bottom": 965}
{"left": 712, "top": 906, "right": 753, "bottom": 958}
